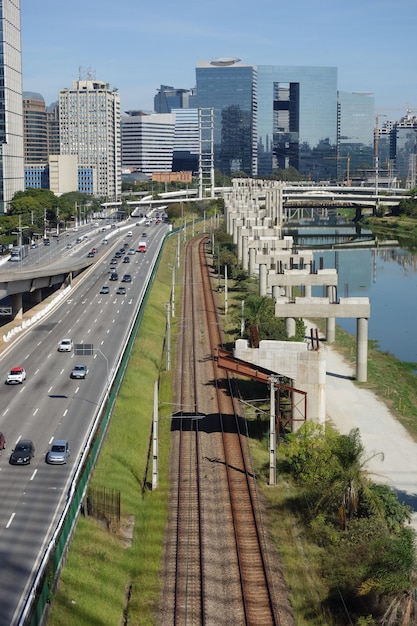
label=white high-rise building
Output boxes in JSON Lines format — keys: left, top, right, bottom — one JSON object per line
{"left": 0, "top": 0, "right": 24, "bottom": 213}
{"left": 121, "top": 111, "right": 175, "bottom": 176}
{"left": 59, "top": 79, "right": 121, "bottom": 199}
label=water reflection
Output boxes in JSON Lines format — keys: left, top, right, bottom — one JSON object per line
{"left": 283, "top": 218, "right": 417, "bottom": 364}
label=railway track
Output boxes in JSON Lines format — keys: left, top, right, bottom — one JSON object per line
{"left": 163, "top": 234, "right": 283, "bottom": 625}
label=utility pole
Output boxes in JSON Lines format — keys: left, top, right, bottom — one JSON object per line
{"left": 152, "top": 380, "right": 159, "bottom": 490}
{"left": 269, "top": 376, "right": 278, "bottom": 486}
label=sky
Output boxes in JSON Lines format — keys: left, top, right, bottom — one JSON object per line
{"left": 21, "top": 0, "right": 417, "bottom": 118}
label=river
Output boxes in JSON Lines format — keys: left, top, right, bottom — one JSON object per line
{"left": 284, "top": 219, "right": 417, "bottom": 364}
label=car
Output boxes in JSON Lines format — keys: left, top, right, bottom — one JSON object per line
{"left": 102, "top": 239, "right": 108, "bottom": 245}
{"left": 66, "top": 243, "right": 73, "bottom": 249}
{"left": 100, "top": 285, "right": 110, "bottom": 294}
{"left": 123, "top": 256, "right": 130, "bottom": 263}
{"left": 115, "top": 251, "right": 122, "bottom": 258}
{"left": 124, "top": 242, "right": 129, "bottom": 249}
{"left": 110, "top": 258, "right": 118, "bottom": 265}
{"left": 58, "top": 338, "right": 73, "bottom": 352}
{"left": 122, "top": 274, "right": 132, "bottom": 283}
{"left": 142, "top": 232, "right": 147, "bottom": 238}
{"left": 46, "top": 440, "right": 70, "bottom": 465}
{"left": 87, "top": 251, "right": 95, "bottom": 258}
{"left": 0, "top": 432, "right": 6, "bottom": 452}
{"left": 9, "top": 440, "right": 35, "bottom": 465}
{"left": 127, "top": 231, "right": 133, "bottom": 237}
{"left": 5, "top": 366, "right": 26, "bottom": 385}
{"left": 70, "top": 364, "right": 87, "bottom": 379}
{"left": 116, "top": 286, "right": 127, "bottom": 295}
{"left": 76, "top": 237, "right": 82, "bottom": 244}
{"left": 109, "top": 272, "right": 118, "bottom": 281}
{"left": 145, "top": 220, "right": 151, "bottom": 226}
{"left": 128, "top": 248, "right": 136, "bottom": 255}
{"left": 91, "top": 247, "right": 98, "bottom": 254}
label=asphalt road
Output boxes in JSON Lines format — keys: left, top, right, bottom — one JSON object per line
{"left": 0, "top": 218, "right": 168, "bottom": 625}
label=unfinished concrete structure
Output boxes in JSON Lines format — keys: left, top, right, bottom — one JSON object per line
{"left": 222, "top": 178, "right": 371, "bottom": 395}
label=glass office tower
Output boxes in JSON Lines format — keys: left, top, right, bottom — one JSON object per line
{"left": 337, "top": 91, "right": 374, "bottom": 179}
{"left": 195, "top": 59, "right": 257, "bottom": 177}
{"left": 0, "top": 0, "right": 24, "bottom": 213}
{"left": 257, "top": 65, "right": 338, "bottom": 180}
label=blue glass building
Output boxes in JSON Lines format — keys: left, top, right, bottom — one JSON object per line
{"left": 257, "top": 65, "right": 338, "bottom": 179}
{"left": 195, "top": 59, "right": 257, "bottom": 176}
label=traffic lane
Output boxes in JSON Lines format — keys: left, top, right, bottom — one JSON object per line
{"left": 0, "top": 460, "right": 73, "bottom": 626}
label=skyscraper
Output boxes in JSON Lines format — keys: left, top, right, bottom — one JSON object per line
{"left": 0, "top": 0, "right": 24, "bottom": 213}
{"left": 195, "top": 59, "right": 257, "bottom": 177}
{"left": 23, "top": 92, "right": 48, "bottom": 163}
{"left": 121, "top": 111, "right": 175, "bottom": 177}
{"left": 59, "top": 78, "right": 121, "bottom": 199}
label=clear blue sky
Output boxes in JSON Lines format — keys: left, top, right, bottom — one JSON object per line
{"left": 21, "top": 0, "right": 417, "bottom": 118}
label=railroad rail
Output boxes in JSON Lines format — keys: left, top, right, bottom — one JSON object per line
{"left": 167, "top": 234, "right": 281, "bottom": 624}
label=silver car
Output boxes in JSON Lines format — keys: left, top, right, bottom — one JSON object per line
{"left": 46, "top": 440, "right": 70, "bottom": 464}
{"left": 70, "top": 364, "right": 87, "bottom": 379}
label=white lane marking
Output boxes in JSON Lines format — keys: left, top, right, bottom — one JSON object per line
{"left": 48, "top": 386, "right": 53, "bottom": 393}
{"left": 60, "top": 369, "right": 64, "bottom": 375}
{"left": 75, "top": 386, "right": 80, "bottom": 394}
{"left": 6, "top": 513, "right": 16, "bottom": 528}
{"left": 63, "top": 409, "right": 68, "bottom": 417}
{"left": 33, "top": 408, "right": 39, "bottom": 416}
{"left": 30, "top": 469, "right": 37, "bottom": 481}
{"left": 48, "top": 436, "right": 54, "bottom": 444}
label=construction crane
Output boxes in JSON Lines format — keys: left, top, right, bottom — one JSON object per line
{"left": 324, "top": 153, "right": 351, "bottom": 186}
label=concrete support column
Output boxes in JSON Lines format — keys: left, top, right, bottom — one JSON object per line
{"left": 286, "top": 317, "right": 296, "bottom": 337}
{"left": 356, "top": 317, "right": 368, "bottom": 382}
{"left": 232, "top": 218, "right": 238, "bottom": 244}
{"left": 259, "top": 264, "right": 267, "bottom": 296}
{"left": 304, "top": 285, "right": 312, "bottom": 297}
{"left": 326, "top": 316, "right": 336, "bottom": 343}
{"left": 272, "top": 285, "right": 281, "bottom": 301}
{"left": 248, "top": 247, "right": 256, "bottom": 277}
{"left": 237, "top": 226, "right": 242, "bottom": 263}
{"left": 242, "top": 237, "right": 248, "bottom": 272}
{"left": 326, "top": 285, "right": 336, "bottom": 341}
{"left": 11, "top": 293, "right": 23, "bottom": 320}
{"left": 32, "top": 288, "right": 42, "bottom": 304}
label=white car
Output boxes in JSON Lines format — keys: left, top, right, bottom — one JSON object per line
{"left": 58, "top": 338, "right": 73, "bottom": 352}
{"left": 6, "top": 367, "right": 26, "bottom": 384}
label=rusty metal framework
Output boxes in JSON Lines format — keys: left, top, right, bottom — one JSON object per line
{"left": 216, "top": 348, "right": 307, "bottom": 428}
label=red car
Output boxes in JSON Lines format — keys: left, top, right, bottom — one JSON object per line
{"left": 0, "top": 432, "right": 6, "bottom": 452}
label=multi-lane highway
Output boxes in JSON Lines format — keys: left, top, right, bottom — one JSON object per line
{"left": 0, "top": 216, "right": 168, "bottom": 625}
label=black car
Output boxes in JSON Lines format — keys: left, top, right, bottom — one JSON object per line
{"left": 9, "top": 439, "right": 35, "bottom": 465}
{"left": 110, "top": 272, "right": 118, "bottom": 281}
{"left": 123, "top": 256, "right": 130, "bottom": 263}
{"left": 122, "top": 274, "right": 132, "bottom": 283}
